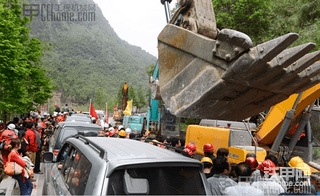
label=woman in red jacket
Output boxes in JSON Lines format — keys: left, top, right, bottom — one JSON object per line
{"left": 9, "top": 139, "right": 33, "bottom": 195}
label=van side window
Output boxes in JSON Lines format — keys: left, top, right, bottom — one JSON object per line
{"left": 67, "top": 153, "right": 92, "bottom": 195}
{"left": 61, "top": 148, "right": 76, "bottom": 181}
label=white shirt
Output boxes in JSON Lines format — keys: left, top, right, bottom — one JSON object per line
{"left": 252, "top": 179, "right": 285, "bottom": 196}
{"left": 225, "top": 182, "right": 264, "bottom": 196}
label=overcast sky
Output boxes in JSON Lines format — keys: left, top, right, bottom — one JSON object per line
{"left": 93, "top": 0, "right": 178, "bottom": 58}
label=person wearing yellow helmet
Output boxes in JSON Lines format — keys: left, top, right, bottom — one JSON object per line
{"left": 118, "top": 130, "right": 126, "bottom": 138}
{"left": 201, "top": 157, "right": 214, "bottom": 178}
{"left": 288, "top": 156, "right": 304, "bottom": 168}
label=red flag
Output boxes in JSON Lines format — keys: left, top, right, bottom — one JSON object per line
{"left": 106, "top": 103, "right": 109, "bottom": 124}
{"left": 114, "top": 105, "right": 118, "bottom": 110}
{"left": 90, "top": 102, "right": 98, "bottom": 120}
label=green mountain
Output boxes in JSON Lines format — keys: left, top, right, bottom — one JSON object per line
{"left": 25, "top": 0, "right": 157, "bottom": 105}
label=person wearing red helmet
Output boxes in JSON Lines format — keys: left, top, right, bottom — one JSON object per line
{"left": 207, "top": 157, "right": 236, "bottom": 195}
{"left": 203, "top": 143, "right": 216, "bottom": 175}
{"left": 225, "top": 162, "right": 264, "bottom": 196}
{"left": 250, "top": 155, "right": 287, "bottom": 191}
{"left": 251, "top": 159, "right": 285, "bottom": 195}
{"left": 182, "top": 148, "right": 194, "bottom": 158}
{"left": 245, "top": 157, "right": 259, "bottom": 172}
{"left": 186, "top": 142, "right": 197, "bottom": 155}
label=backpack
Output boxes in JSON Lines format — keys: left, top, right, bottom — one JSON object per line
{"left": 0, "top": 130, "right": 18, "bottom": 151}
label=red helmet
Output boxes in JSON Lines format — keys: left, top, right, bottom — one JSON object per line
{"left": 186, "top": 143, "right": 197, "bottom": 151}
{"left": 258, "top": 159, "right": 276, "bottom": 175}
{"left": 183, "top": 148, "right": 194, "bottom": 156}
{"left": 245, "top": 157, "right": 259, "bottom": 169}
{"left": 203, "top": 143, "right": 214, "bottom": 152}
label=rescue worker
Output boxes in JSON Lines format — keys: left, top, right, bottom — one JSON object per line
{"left": 203, "top": 143, "right": 216, "bottom": 163}
{"left": 250, "top": 155, "right": 286, "bottom": 190}
{"left": 201, "top": 157, "right": 214, "bottom": 178}
{"left": 186, "top": 143, "right": 197, "bottom": 155}
{"left": 125, "top": 128, "right": 131, "bottom": 138}
{"left": 251, "top": 159, "right": 285, "bottom": 195}
{"left": 203, "top": 143, "right": 216, "bottom": 175}
{"left": 118, "top": 130, "right": 126, "bottom": 138}
{"left": 182, "top": 148, "right": 194, "bottom": 158}
{"left": 245, "top": 157, "right": 259, "bottom": 173}
{"left": 224, "top": 162, "right": 264, "bottom": 196}
{"left": 207, "top": 157, "right": 237, "bottom": 195}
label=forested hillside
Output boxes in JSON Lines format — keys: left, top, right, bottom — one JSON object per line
{"left": 25, "top": 0, "right": 156, "bottom": 107}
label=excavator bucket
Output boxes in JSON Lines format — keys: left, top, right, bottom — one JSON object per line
{"left": 157, "top": 0, "right": 320, "bottom": 121}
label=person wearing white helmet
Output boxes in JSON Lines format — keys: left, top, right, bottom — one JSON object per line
{"left": 92, "top": 117, "right": 96, "bottom": 124}
{"left": 125, "top": 128, "right": 131, "bottom": 138}
{"left": 103, "top": 124, "right": 109, "bottom": 132}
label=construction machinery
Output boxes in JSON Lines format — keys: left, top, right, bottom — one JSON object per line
{"left": 155, "top": 0, "right": 320, "bottom": 171}
{"left": 156, "top": 0, "right": 320, "bottom": 121}
{"left": 113, "top": 82, "right": 128, "bottom": 125}
{"left": 123, "top": 61, "right": 180, "bottom": 137}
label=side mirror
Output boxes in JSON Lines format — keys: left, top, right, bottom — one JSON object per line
{"left": 124, "top": 170, "right": 149, "bottom": 194}
{"left": 44, "top": 152, "right": 54, "bottom": 163}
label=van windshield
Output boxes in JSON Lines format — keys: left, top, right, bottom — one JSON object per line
{"left": 107, "top": 166, "right": 206, "bottom": 195}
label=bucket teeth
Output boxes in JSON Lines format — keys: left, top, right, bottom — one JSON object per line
{"left": 223, "top": 33, "right": 300, "bottom": 82}
{"left": 251, "top": 43, "right": 316, "bottom": 85}
{"left": 255, "top": 33, "right": 299, "bottom": 63}
{"left": 157, "top": 24, "right": 320, "bottom": 120}
{"left": 266, "top": 50, "right": 320, "bottom": 87}
{"left": 281, "top": 62, "right": 320, "bottom": 94}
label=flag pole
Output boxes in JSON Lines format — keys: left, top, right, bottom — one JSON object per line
{"left": 89, "top": 99, "right": 91, "bottom": 114}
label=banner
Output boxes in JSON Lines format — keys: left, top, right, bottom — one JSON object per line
{"left": 123, "top": 100, "right": 132, "bottom": 116}
{"left": 114, "top": 105, "right": 118, "bottom": 110}
{"left": 106, "top": 102, "right": 109, "bottom": 124}
{"left": 90, "top": 102, "right": 98, "bottom": 120}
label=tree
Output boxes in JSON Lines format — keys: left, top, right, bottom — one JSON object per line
{"left": 145, "top": 63, "right": 155, "bottom": 78}
{"left": 137, "top": 86, "right": 146, "bottom": 110}
{"left": 128, "top": 85, "right": 137, "bottom": 107}
{"left": 212, "top": 0, "right": 271, "bottom": 44}
{"left": 0, "top": 0, "right": 53, "bottom": 121}
{"left": 95, "top": 87, "right": 104, "bottom": 110}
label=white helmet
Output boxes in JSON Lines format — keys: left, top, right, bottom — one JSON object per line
{"left": 104, "top": 124, "right": 109, "bottom": 128}
{"left": 125, "top": 128, "right": 132, "bottom": 135}
{"left": 108, "top": 127, "right": 114, "bottom": 131}
{"left": 118, "top": 125, "right": 124, "bottom": 130}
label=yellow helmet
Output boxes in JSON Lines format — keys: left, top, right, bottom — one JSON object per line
{"left": 296, "top": 162, "right": 311, "bottom": 175}
{"left": 119, "top": 130, "right": 126, "bottom": 137}
{"left": 201, "top": 157, "right": 213, "bottom": 164}
{"left": 288, "top": 156, "right": 304, "bottom": 167}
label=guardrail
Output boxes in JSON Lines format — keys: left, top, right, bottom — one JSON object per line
{"left": 0, "top": 175, "right": 20, "bottom": 195}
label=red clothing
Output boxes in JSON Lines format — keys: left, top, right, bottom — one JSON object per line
{"left": 8, "top": 151, "right": 26, "bottom": 168}
{"left": 8, "top": 151, "right": 26, "bottom": 181}
{"left": 0, "top": 129, "right": 18, "bottom": 164}
{"left": 25, "top": 129, "right": 38, "bottom": 152}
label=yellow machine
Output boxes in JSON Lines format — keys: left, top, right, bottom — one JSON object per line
{"left": 186, "top": 125, "right": 266, "bottom": 164}
{"left": 186, "top": 83, "right": 320, "bottom": 165}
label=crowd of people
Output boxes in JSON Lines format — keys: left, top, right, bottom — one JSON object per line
{"left": 1, "top": 106, "right": 320, "bottom": 195}
{"left": 0, "top": 111, "right": 61, "bottom": 195}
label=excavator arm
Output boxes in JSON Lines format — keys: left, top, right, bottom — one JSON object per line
{"left": 157, "top": 0, "right": 320, "bottom": 121}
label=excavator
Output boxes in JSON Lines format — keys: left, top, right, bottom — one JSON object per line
{"left": 155, "top": 0, "right": 320, "bottom": 177}
{"left": 113, "top": 82, "right": 128, "bottom": 125}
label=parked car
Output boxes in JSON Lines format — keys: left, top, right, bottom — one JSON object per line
{"left": 49, "top": 122, "right": 102, "bottom": 156}
{"left": 65, "top": 116, "right": 92, "bottom": 123}
{"left": 43, "top": 136, "right": 210, "bottom": 195}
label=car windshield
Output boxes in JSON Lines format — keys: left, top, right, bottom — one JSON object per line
{"left": 65, "top": 117, "right": 91, "bottom": 123}
{"left": 107, "top": 166, "right": 206, "bottom": 195}
{"left": 55, "top": 126, "right": 101, "bottom": 149}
